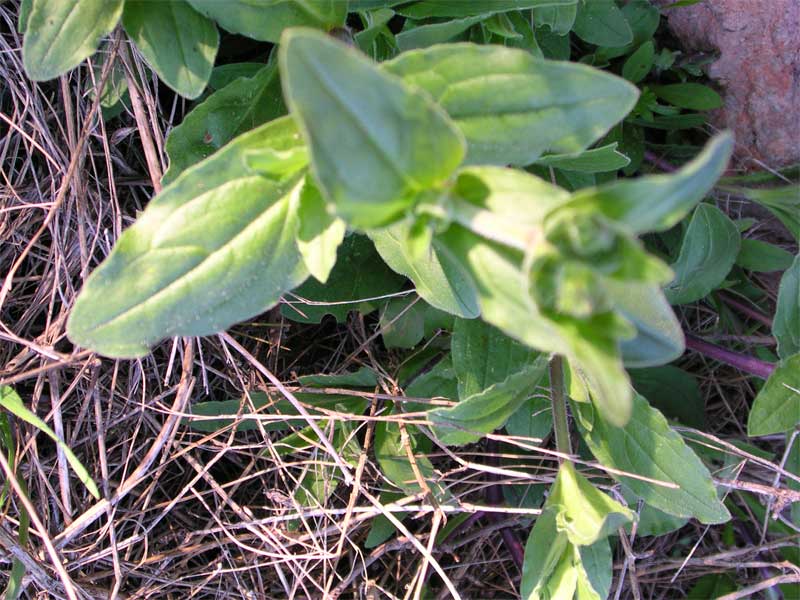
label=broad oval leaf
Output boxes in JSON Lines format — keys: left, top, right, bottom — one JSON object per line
{"left": 747, "top": 353, "right": 800, "bottom": 436}
{"left": 652, "top": 83, "right": 722, "bottom": 111}
{"left": 736, "top": 239, "right": 794, "bottom": 273}
{"left": 569, "top": 133, "right": 734, "bottom": 234}
{"left": 665, "top": 203, "right": 740, "bottom": 305}
{"left": 383, "top": 43, "right": 638, "bottom": 166}
{"left": 574, "top": 393, "right": 731, "bottom": 524}
{"left": 370, "top": 224, "right": 480, "bottom": 319}
{"left": 572, "top": 0, "right": 633, "bottom": 47}
{"left": 122, "top": 0, "right": 219, "bottom": 99}
{"left": 773, "top": 254, "right": 800, "bottom": 359}
{"left": 383, "top": 44, "right": 639, "bottom": 165}
{"left": 23, "top": 0, "right": 123, "bottom": 81}
{"left": 186, "top": 0, "right": 346, "bottom": 43}
{"left": 280, "top": 28, "right": 466, "bottom": 228}
{"left": 163, "top": 63, "right": 286, "bottom": 183}
{"left": 68, "top": 117, "right": 309, "bottom": 358}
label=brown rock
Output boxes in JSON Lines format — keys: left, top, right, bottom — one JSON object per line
{"left": 659, "top": 0, "right": 800, "bottom": 168}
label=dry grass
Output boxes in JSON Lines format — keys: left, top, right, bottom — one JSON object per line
{"left": 1, "top": 5, "right": 798, "bottom": 599}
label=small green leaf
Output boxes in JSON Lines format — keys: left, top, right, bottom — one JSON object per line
{"left": 652, "top": 83, "right": 723, "bottom": 111}
{"left": 535, "top": 143, "right": 630, "bottom": 173}
{"left": 533, "top": 3, "right": 578, "bottom": 34}
{"left": 665, "top": 204, "right": 740, "bottom": 305}
{"left": 23, "top": 0, "right": 123, "bottom": 81}
{"left": 0, "top": 386, "right": 100, "bottom": 500}
{"left": 398, "top": 1, "right": 577, "bottom": 18}
{"left": 568, "top": 132, "right": 733, "bottom": 234}
{"left": 280, "top": 28, "right": 465, "bottom": 228}
{"left": 207, "top": 62, "right": 265, "bottom": 89}
{"left": 686, "top": 574, "right": 738, "bottom": 600}
{"left": 163, "top": 64, "right": 287, "bottom": 183}
{"left": 451, "top": 317, "right": 540, "bottom": 399}
{"left": 295, "top": 176, "right": 346, "bottom": 283}
{"left": 384, "top": 43, "right": 638, "bottom": 166}
{"left": 574, "top": 393, "right": 731, "bottom": 524}
{"left": 622, "top": 40, "right": 654, "bottom": 83}
{"left": 430, "top": 357, "right": 547, "bottom": 445}
{"left": 721, "top": 184, "right": 800, "bottom": 242}
{"left": 521, "top": 509, "right": 570, "bottom": 599}
{"left": 68, "top": 117, "right": 309, "bottom": 357}
{"left": 379, "top": 297, "right": 426, "bottom": 349}
{"left": 122, "top": 0, "right": 219, "bottom": 99}
{"left": 547, "top": 462, "right": 634, "bottom": 546}
{"left": 186, "top": 0, "right": 346, "bottom": 43}
{"left": 748, "top": 354, "right": 800, "bottom": 436}
{"left": 773, "top": 255, "right": 800, "bottom": 359}
{"left": 573, "top": 0, "right": 633, "bottom": 47}
{"left": 370, "top": 224, "right": 480, "bottom": 318}
{"left": 576, "top": 539, "right": 612, "bottom": 600}
{"left": 298, "top": 367, "right": 378, "bottom": 388}
{"left": 736, "top": 239, "right": 795, "bottom": 273}
{"left": 281, "top": 234, "right": 406, "bottom": 324}
{"left": 396, "top": 15, "right": 485, "bottom": 51}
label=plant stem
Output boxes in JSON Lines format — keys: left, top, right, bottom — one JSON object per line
{"left": 685, "top": 334, "right": 776, "bottom": 380}
{"left": 549, "top": 355, "right": 572, "bottom": 459}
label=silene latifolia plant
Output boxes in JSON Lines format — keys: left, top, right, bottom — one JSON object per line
{"left": 28, "top": 11, "right": 772, "bottom": 595}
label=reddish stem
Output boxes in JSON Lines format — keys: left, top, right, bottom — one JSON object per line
{"left": 685, "top": 334, "right": 776, "bottom": 379}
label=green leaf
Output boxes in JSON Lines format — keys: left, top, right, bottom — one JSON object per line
{"left": 652, "top": 83, "right": 723, "bottom": 111}
{"left": 629, "top": 366, "right": 704, "bottom": 429}
{"left": 186, "top": 0, "right": 346, "bottom": 43}
{"left": 568, "top": 132, "right": 734, "bottom": 234}
{"left": 621, "top": 485, "right": 688, "bottom": 537}
{"left": 736, "top": 239, "right": 795, "bottom": 273}
{"left": 379, "top": 297, "right": 426, "bottom": 349}
{"left": 533, "top": 3, "right": 578, "bottom": 34}
{"left": 521, "top": 509, "right": 570, "bottom": 600}
{"left": 23, "top": 0, "right": 123, "bottom": 81}
{"left": 535, "top": 143, "right": 630, "bottom": 173}
{"left": 506, "top": 395, "right": 553, "bottom": 440}
{"left": 122, "top": 0, "right": 219, "bottom": 99}
{"left": 282, "top": 234, "right": 406, "bottom": 323}
{"left": 0, "top": 386, "right": 99, "bottom": 500}
{"left": 573, "top": 0, "right": 633, "bottom": 47}
{"left": 606, "top": 281, "right": 684, "bottom": 368}
{"left": 548, "top": 461, "right": 634, "bottom": 546}
{"left": 748, "top": 354, "right": 800, "bottom": 436}
{"left": 298, "top": 367, "right": 378, "bottom": 388}
{"left": 575, "top": 540, "right": 612, "bottom": 600}
{"left": 68, "top": 117, "right": 309, "bottom": 357}
{"left": 622, "top": 40, "right": 654, "bottom": 83}
{"left": 686, "top": 574, "right": 738, "bottom": 600}
{"left": 373, "top": 419, "right": 449, "bottom": 500}
{"left": 163, "top": 64, "right": 286, "bottom": 183}
{"left": 722, "top": 185, "right": 800, "bottom": 241}
{"left": 398, "top": 1, "right": 577, "bottom": 19}
{"left": 396, "top": 15, "right": 485, "bottom": 51}
{"left": 451, "top": 317, "right": 540, "bottom": 399}
{"left": 430, "top": 357, "right": 547, "bottom": 445}
{"left": 574, "top": 393, "right": 731, "bottom": 524}
{"left": 665, "top": 204, "right": 740, "bottom": 305}
{"left": 280, "top": 28, "right": 465, "bottom": 228}
{"left": 384, "top": 43, "right": 638, "bottom": 166}
{"left": 295, "top": 176, "right": 346, "bottom": 283}
{"left": 370, "top": 224, "right": 480, "bottom": 318}
{"left": 773, "top": 255, "right": 800, "bottom": 359}
{"left": 208, "top": 62, "right": 265, "bottom": 89}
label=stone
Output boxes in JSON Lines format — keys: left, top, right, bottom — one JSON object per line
{"left": 657, "top": 0, "right": 800, "bottom": 168}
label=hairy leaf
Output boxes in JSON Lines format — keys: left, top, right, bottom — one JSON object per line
{"left": 68, "top": 117, "right": 309, "bottom": 357}
{"left": 280, "top": 28, "right": 465, "bottom": 228}
{"left": 122, "top": 0, "right": 218, "bottom": 99}
{"left": 568, "top": 133, "right": 733, "bottom": 234}
{"left": 384, "top": 43, "right": 638, "bottom": 166}
{"left": 23, "top": 0, "right": 123, "bottom": 81}
{"left": 574, "top": 394, "right": 730, "bottom": 524}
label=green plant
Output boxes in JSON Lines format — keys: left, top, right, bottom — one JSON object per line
{"left": 18, "top": 1, "right": 799, "bottom": 597}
